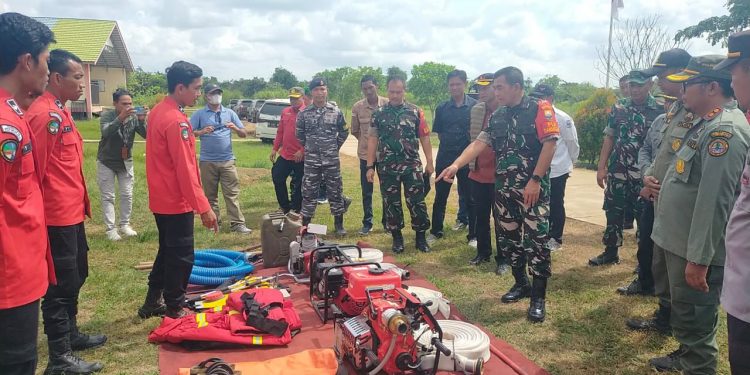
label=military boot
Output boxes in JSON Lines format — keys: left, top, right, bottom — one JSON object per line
{"left": 44, "top": 337, "right": 103, "bottom": 374}
{"left": 415, "top": 231, "right": 431, "bottom": 253}
{"left": 334, "top": 215, "right": 347, "bottom": 236}
{"left": 391, "top": 230, "right": 405, "bottom": 254}
{"left": 527, "top": 277, "right": 547, "bottom": 323}
{"left": 501, "top": 266, "right": 531, "bottom": 303}
{"left": 69, "top": 315, "right": 107, "bottom": 351}
{"left": 137, "top": 287, "right": 166, "bottom": 319}
{"left": 626, "top": 305, "right": 672, "bottom": 335}
{"left": 588, "top": 246, "right": 620, "bottom": 266}
{"left": 648, "top": 345, "right": 686, "bottom": 372}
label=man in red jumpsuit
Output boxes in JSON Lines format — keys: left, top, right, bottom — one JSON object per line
{"left": 139, "top": 61, "right": 218, "bottom": 320}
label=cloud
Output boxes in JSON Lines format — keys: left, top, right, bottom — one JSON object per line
{"left": 2, "top": 0, "right": 731, "bottom": 86}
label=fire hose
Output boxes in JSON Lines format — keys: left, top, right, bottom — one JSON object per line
{"left": 416, "top": 320, "right": 489, "bottom": 373}
{"left": 404, "top": 286, "right": 450, "bottom": 317}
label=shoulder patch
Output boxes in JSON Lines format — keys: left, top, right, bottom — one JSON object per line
{"left": 5, "top": 99, "right": 23, "bottom": 116}
{"left": 49, "top": 112, "right": 63, "bottom": 122}
{"left": 710, "top": 130, "right": 733, "bottom": 139}
{"left": 47, "top": 119, "right": 60, "bottom": 135}
{"left": 180, "top": 125, "right": 190, "bottom": 140}
{"left": 54, "top": 99, "right": 64, "bottom": 110}
{"left": 1, "top": 139, "right": 18, "bottom": 162}
{"left": 1, "top": 124, "right": 22, "bottom": 142}
{"left": 704, "top": 107, "right": 723, "bottom": 121}
{"left": 708, "top": 138, "right": 729, "bottom": 157}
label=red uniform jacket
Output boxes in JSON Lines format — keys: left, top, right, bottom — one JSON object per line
{"left": 273, "top": 104, "right": 305, "bottom": 161}
{"left": 27, "top": 91, "right": 91, "bottom": 226}
{"left": 146, "top": 97, "right": 210, "bottom": 215}
{"left": 0, "top": 89, "right": 55, "bottom": 309}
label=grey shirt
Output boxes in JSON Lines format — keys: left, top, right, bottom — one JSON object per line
{"left": 638, "top": 113, "right": 666, "bottom": 174}
{"left": 97, "top": 109, "right": 147, "bottom": 172}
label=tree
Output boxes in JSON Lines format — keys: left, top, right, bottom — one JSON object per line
{"left": 408, "top": 62, "right": 455, "bottom": 112}
{"left": 253, "top": 82, "right": 288, "bottom": 100}
{"left": 574, "top": 89, "right": 617, "bottom": 166}
{"left": 270, "top": 67, "right": 299, "bottom": 90}
{"left": 311, "top": 66, "right": 387, "bottom": 111}
{"left": 596, "top": 15, "right": 689, "bottom": 86}
{"left": 675, "top": 0, "right": 750, "bottom": 46}
{"left": 127, "top": 67, "right": 166, "bottom": 98}
{"left": 386, "top": 66, "right": 408, "bottom": 81}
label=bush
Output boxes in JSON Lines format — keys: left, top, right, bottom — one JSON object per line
{"left": 574, "top": 89, "right": 617, "bottom": 167}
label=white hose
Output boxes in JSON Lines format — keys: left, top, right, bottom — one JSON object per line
{"left": 342, "top": 247, "right": 384, "bottom": 263}
{"left": 368, "top": 334, "right": 397, "bottom": 375}
{"left": 405, "top": 286, "right": 451, "bottom": 317}
{"left": 416, "top": 320, "right": 491, "bottom": 367}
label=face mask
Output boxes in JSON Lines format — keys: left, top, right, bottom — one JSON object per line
{"left": 207, "top": 94, "right": 222, "bottom": 105}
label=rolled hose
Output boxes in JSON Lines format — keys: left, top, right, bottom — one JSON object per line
{"left": 417, "top": 320, "right": 491, "bottom": 366}
{"left": 190, "top": 249, "right": 255, "bottom": 286}
{"left": 405, "top": 286, "right": 451, "bottom": 317}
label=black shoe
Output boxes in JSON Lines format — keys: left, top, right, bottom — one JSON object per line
{"left": 501, "top": 267, "right": 530, "bottom": 303}
{"left": 334, "top": 215, "right": 346, "bottom": 236}
{"left": 469, "top": 255, "right": 490, "bottom": 266}
{"left": 392, "top": 230, "right": 405, "bottom": 254}
{"left": 358, "top": 226, "right": 372, "bottom": 235}
{"left": 494, "top": 263, "right": 510, "bottom": 276}
{"left": 44, "top": 338, "right": 103, "bottom": 374}
{"left": 415, "top": 231, "right": 431, "bottom": 253}
{"left": 588, "top": 250, "right": 620, "bottom": 266}
{"left": 137, "top": 287, "right": 166, "bottom": 319}
{"left": 617, "top": 279, "right": 654, "bottom": 296}
{"left": 343, "top": 196, "right": 352, "bottom": 212}
{"left": 648, "top": 346, "right": 685, "bottom": 372}
{"left": 527, "top": 277, "right": 547, "bottom": 323}
{"left": 70, "top": 331, "right": 107, "bottom": 351}
{"left": 165, "top": 306, "right": 189, "bottom": 319}
{"left": 626, "top": 307, "right": 672, "bottom": 336}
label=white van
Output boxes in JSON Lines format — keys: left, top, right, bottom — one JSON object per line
{"left": 254, "top": 99, "right": 291, "bottom": 143}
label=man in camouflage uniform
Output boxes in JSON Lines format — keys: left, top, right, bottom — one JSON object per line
{"left": 296, "top": 77, "right": 350, "bottom": 235}
{"left": 366, "top": 76, "right": 434, "bottom": 253}
{"left": 646, "top": 55, "right": 750, "bottom": 374}
{"left": 592, "top": 70, "right": 662, "bottom": 266}
{"left": 438, "top": 67, "right": 559, "bottom": 323}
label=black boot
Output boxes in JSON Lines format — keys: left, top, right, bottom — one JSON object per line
{"left": 588, "top": 246, "right": 620, "bottom": 266}
{"left": 415, "top": 231, "right": 431, "bottom": 253}
{"left": 527, "top": 277, "right": 547, "bottom": 323}
{"left": 391, "top": 230, "right": 405, "bottom": 254}
{"left": 165, "top": 305, "right": 189, "bottom": 319}
{"left": 334, "top": 215, "right": 346, "bottom": 236}
{"left": 501, "top": 267, "right": 531, "bottom": 303}
{"left": 44, "top": 337, "right": 103, "bottom": 374}
{"left": 69, "top": 317, "right": 107, "bottom": 351}
{"left": 137, "top": 287, "right": 166, "bottom": 319}
{"left": 626, "top": 305, "right": 672, "bottom": 335}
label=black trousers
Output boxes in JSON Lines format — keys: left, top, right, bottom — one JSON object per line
{"left": 432, "top": 165, "right": 472, "bottom": 237}
{"left": 359, "top": 159, "right": 374, "bottom": 228}
{"left": 0, "top": 300, "right": 39, "bottom": 374}
{"left": 471, "top": 179, "right": 506, "bottom": 264}
{"left": 149, "top": 212, "right": 195, "bottom": 308}
{"left": 636, "top": 200, "right": 655, "bottom": 289}
{"left": 729, "top": 313, "right": 750, "bottom": 375}
{"left": 42, "top": 223, "right": 89, "bottom": 340}
{"left": 271, "top": 157, "right": 303, "bottom": 213}
{"left": 549, "top": 173, "right": 569, "bottom": 243}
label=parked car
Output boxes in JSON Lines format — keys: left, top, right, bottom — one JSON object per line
{"left": 250, "top": 99, "right": 265, "bottom": 123}
{"left": 229, "top": 98, "right": 239, "bottom": 110}
{"left": 254, "top": 99, "right": 290, "bottom": 143}
{"left": 235, "top": 99, "right": 256, "bottom": 120}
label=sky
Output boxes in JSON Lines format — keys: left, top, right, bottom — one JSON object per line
{"left": 0, "top": 0, "right": 730, "bottom": 86}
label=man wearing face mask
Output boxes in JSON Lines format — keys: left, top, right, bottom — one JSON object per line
{"left": 190, "top": 84, "right": 251, "bottom": 234}
{"left": 27, "top": 49, "right": 105, "bottom": 374}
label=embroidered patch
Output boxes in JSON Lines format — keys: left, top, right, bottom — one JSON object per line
{"left": 1, "top": 140, "right": 18, "bottom": 162}
{"left": 181, "top": 127, "right": 189, "bottom": 140}
{"left": 1, "top": 124, "right": 22, "bottom": 142}
{"left": 675, "top": 159, "right": 685, "bottom": 174}
{"left": 678, "top": 121, "right": 693, "bottom": 129}
{"left": 671, "top": 139, "right": 681, "bottom": 152}
{"left": 710, "top": 130, "right": 733, "bottom": 139}
{"left": 544, "top": 109, "right": 554, "bottom": 120}
{"left": 684, "top": 113, "right": 695, "bottom": 122}
{"left": 62, "top": 126, "right": 72, "bottom": 133}
{"left": 708, "top": 138, "right": 729, "bottom": 157}
{"left": 704, "top": 107, "right": 722, "bottom": 121}
{"left": 5, "top": 99, "right": 22, "bottom": 116}
{"left": 54, "top": 99, "right": 64, "bottom": 109}
{"left": 49, "top": 112, "right": 62, "bottom": 122}
{"left": 47, "top": 120, "right": 60, "bottom": 135}
{"left": 687, "top": 139, "right": 698, "bottom": 149}
{"left": 22, "top": 143, "right": 31, "bottom": 154}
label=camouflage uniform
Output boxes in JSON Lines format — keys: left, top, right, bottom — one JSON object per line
{"left": 370, "top": 102, "right": 430, "bottom": 232}
{"left": 475, "top": 96, "right": 560, "bottom": 278}
{"left": 602, "top": 96, "right": 662, "bottom": 249}
{"left": 295, "top": 103, "right": 348, "bottom": 219}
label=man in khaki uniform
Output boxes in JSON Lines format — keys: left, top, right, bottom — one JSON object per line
{"left": 648, "top": 55, "right": 750, "bottom": 374}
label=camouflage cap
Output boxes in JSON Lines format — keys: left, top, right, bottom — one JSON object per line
{"left": 627, "top": 70, "right": 652, "bottom": 85}
{"left": 667, "top": 55, "right": 732, "bottom": 83}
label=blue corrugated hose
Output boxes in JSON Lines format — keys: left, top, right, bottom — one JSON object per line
{"left": 190, "top": 249, "right": 255, "bottom": 286}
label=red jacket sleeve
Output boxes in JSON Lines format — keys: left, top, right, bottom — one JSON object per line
{"left": 165, "top": 121, "right": 211, "bottom": 214}
{"left": 27, "top": 110, "right": 62, "bottom": 180}
{"left": 273, "top": 111, "right": 285, "bottom": 152}
{"left": 418, "top": 109, "right": 430, "bottom": 137}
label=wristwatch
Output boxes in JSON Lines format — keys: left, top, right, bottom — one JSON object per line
{"left": 531, "top": 174, "right": 542, "bottom": 183}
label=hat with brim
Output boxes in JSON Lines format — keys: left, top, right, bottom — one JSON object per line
{"left": 471, "top": 73, "right": 494, "bottom": 90}
{"left": 715, "top": 30, "right": 750, "bottom": 71}
{"left": 667, "top": 55, "right": 732, "bottom": 83}
{"left": 641, "top": 48, "right": 692, "bottom": 76}
{"left": 204, "top": 83, "right": 222, "bottom": 94}
{"left": 288, "top": 87, "right": 304, "bottom": 99}
{"left": 627, "top": 70, "right": 652, "bottom": 85}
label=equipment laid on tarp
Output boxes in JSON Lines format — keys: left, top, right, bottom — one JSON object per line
{"left": 190, "top": 250, "right": 256, "bottom": 286}
{"left": 178, "top": 349, "right": 339, "bottom": 375}
{"left": 261, "top": 211, "right": 303, "bottom": 267}
{"left": 186, "top": 276, "right": 276, "bottom": 312}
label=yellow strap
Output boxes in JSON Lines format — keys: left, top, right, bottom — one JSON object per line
{"left": 195, "top": 313, "right": 208, "bottom": 328}
{"left": 729, "top": 51, "right": 741, "bottom": 58}
{"left": 252, "top": 336, "right": 263, "bottom": 345}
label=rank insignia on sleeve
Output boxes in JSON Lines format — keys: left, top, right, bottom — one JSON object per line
{"left": 675, "top": 159, "right": 685, "bottom": 174}
{"left": 1, "top": 125, "right": 22, "bottom": 142}
{"left": 47, "top": 120, "right": 60, "bottom": 135}
{"left": 181, "top": 127, "right": 189, "bottom": 140}
{"left": 708, "top": 138, "right": 729, "bottom": 157}
{"left": 1, "top": 139, "right": 18, "bottom": 162}
{"left": 22, "top": 143, "right": 32, "bottom": 154}
{"left": 5, "top": 99, "right": 23, "bottom": 116}
{"left": 671, "top": 139, "right": 681, "bottom": 152}
{"left": 710, "top": 130, "right": 733, "bottom": 139}
{"left": 54, "top": 99, "right": 64, "bottom": 109}
{"left": 703, "top": 107, "right": 722, "bottom": 121}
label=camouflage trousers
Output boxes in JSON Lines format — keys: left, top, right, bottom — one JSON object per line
{"left": 377, "top": 167, "right": 430, "bottom": 232}
{"left": 602, "top": 176, "right": 642, "bottom": 248}
{"left": 300, "top": 163, "right": 347, "bottom": 218}
{"left": 494, "top": 178, "right": 552, "bottom": 278}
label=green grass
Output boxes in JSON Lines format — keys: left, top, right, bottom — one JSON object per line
{"left": 39, "top": 120, "right": 731, "bottom": 374}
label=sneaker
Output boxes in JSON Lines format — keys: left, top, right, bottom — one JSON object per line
{"left": 106, "top": 229, "right": 122, "bottom": 241}
{"left": 230, "top": 224, "right": 253, "bottom": 234}
{"left": 451, "top": 221, "right": 467, "bottom": 231}
{"left": 119, "top": 225, "right": 138, "bottom": 238}
{"left": 426, "top": 233, "right": 440, "bottom": 245}
{"left": 547, "top": 238, "right": 562, "bottom": 252}
{"left": 468, "top": 238, "right": 478, "bottom": 248}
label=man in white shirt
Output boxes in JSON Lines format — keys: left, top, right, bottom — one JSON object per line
{"left": 530, "top": 84, "right": 579, "bottom": 251}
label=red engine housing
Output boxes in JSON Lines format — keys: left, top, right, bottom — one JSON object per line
{"left": 335, "top": 266, "right": 402, "bottom": 316}
{"left": 365, "top": 287, "right": 423, "bottom": 375}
